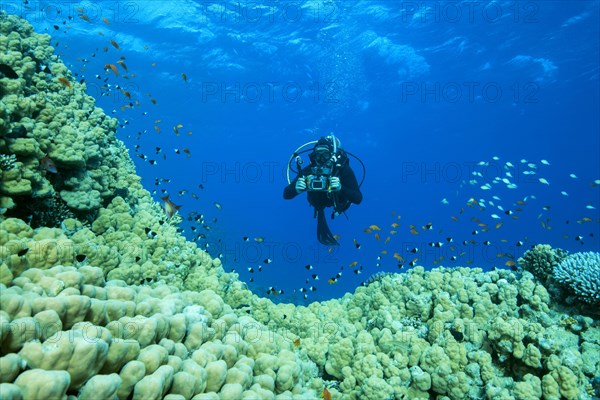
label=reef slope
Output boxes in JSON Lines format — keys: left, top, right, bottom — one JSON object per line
{"left": 0, "top": 12, "right": 599, "bottom": 400}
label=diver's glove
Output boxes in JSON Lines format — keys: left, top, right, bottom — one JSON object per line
{"left": 329, "top": 177, "right": 341, "bottom": 191}
{"left": 295, "top": 178, "right": 307, "bottom": 193}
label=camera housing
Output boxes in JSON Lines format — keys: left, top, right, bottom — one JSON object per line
{"left": 306, "top": 175, "right": 329, "bottom": 191}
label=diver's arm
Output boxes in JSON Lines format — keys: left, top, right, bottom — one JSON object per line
{"left": 283, "top": 178, "right": 300, "bottom": 199}
{"left": 339, "top": 167, "right": 363, "bottom": 204}
{"left": 283, "top": 167, "right": 310, "bottom": 199}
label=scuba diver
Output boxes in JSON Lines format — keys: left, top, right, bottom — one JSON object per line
{"left": 284, "top": 135, "right": 364, "bottom": 246}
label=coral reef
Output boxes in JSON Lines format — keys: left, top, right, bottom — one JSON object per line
{"left": 517, "top": 244, "right": 568, "bottom": 284}
{"left": 0, "top": 154, "right": 16, "bottom": 172}
{"left": 0, "top": 11, "right": 136, "bottom": 229}
{"left": 554, "top": 252, "right": 600, "bottom": 305}
{"left": 1, "top": 266, "right": 317, "bottom": 398}
{"left": 249, "top": 267, "right": 599, "bottom": 399}
{"left": 0, "top": 11, "right": 598, "bottom": 400}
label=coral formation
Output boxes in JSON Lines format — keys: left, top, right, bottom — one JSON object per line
{"left": 0, "top": 154, "right": 16, "bottom": 172}
{"left": 517, "top": 244, "right": 568, "bottom": 283}
{"left": 0, "top": 11, "right": 135, "bottom": 228}
{"left": 0, "top": 10, "right": 598, "bottom": 400}
{"left": 554, "top": 252, "right": 600, "bottom": 305}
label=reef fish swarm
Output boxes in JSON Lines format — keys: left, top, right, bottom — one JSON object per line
{"left": 0, "top": 11, "right": 598, "bottom": 400}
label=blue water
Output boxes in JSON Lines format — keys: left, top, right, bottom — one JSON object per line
{"left": 12, "top": 0, "right": 599, "bottom": 302}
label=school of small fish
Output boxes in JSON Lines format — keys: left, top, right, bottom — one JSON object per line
{"left": 42, "top": 15, "right": 599, "bottom": 301}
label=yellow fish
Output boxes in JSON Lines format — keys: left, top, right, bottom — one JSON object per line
{"left": 174, "top": 124, "right": 184, "bottom": 135}
{"left": 161, "top": 195, "right": 181, "bottom": 218}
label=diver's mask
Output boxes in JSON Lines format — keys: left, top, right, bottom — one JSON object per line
{"left": 313, "top": 146, "right": 332, "bottom": 166}
{"left": 311, "top": 147, "right": 333, "bottom": 177}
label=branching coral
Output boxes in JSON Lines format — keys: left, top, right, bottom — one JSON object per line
{"left": 362, "top": 271, "right": 396, "bottom": 287}
{"left": 0, "top": 154, "right": 17, "bottom": 171}
{"left": 27, "top": 194, "right": 76, "bottom": 228}
{"left": 554, "top": 252, "right": 600, "bottom": 305}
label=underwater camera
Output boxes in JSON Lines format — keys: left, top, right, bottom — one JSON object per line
{"left": 305, "top": 175, "right": 330, "bottom": 191}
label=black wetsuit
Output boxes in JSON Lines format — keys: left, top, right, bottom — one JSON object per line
{"left": 283, "top": 158, "right": 362, "bottom": 245}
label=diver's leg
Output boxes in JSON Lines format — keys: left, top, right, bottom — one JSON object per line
{"left": 317, "top": 208, "right": 339, "bottom": 245}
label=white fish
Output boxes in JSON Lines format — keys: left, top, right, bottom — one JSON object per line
{"left": 595, "top": 179, "right": 600, "bottom": 185}
{"left": 481, "top": 184, "right": 491, "bottom": 190}
{"left": 528, "top": 163, "right": 537, "bottom": 169}
{"left": 497, "top": 205, "right": 505, "bottom": 211}
{"left": 502, "top": 178, "right": 510, "bottom": 184}
{"left": 441, "top": 198, "right": 449, "bottom": 205}
{"left": 477, "top": 161, "right": 487, "bottom": 166}
{"left": 561, "top": 191, "right": 568, "bottom": 196}
{"left": 541, "top": 159, "right": 550, "bottom": 165}
{"left": 586, "top": 204, "right": 596, "bottom": 209}
{"left": 492, "top": 195, "right": 501, "bottom": 201}
{"left": 520, "top": 159, "right": 527, "bottom": 163}
{"left": 491, "top": 214, "right": 501, "bottom": 219}
{"left": 507, "top": 183, "right": 518, "bottom": 189}
{"left": 506, "top": 171, "right": 513, "bottom": 178}
{"left": 492, "top": 156, "right": 500, "bottom": 161}
{"left": 539, "top": 178, "right": 550, "bottom": 185}
{"left": 569, "top": 173, "right": 578, "bottom": 179}
{"left": 506, "top": 162, "right": 514, "bottom": 168}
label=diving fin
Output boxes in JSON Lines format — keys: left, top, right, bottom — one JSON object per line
{"left": 317, "top": 208, "right": 339, "bottom": 246}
